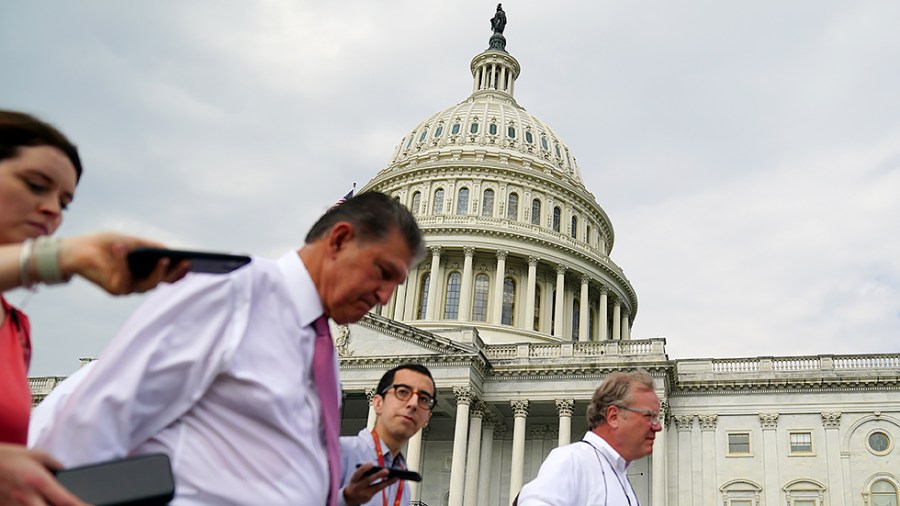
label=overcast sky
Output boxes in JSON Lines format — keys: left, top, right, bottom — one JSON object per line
{"left": 3, "top": 1, "right": 898, "bottom": 376}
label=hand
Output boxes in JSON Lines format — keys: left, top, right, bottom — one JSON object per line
{"left": 0, "top": 444, "right": 88, "bottom": 506}
{"left": 341, "top": 463, "right": 398, "bottom": 506}
{"left": 58, "top": 233, "right": 190, "bottom": 295}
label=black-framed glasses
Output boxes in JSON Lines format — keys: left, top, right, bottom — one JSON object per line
{"left": 381, "top": 384, "right": 436, "bottom": 410}
{"left": 615, "top": 405, "right": 663, "bottom": 425}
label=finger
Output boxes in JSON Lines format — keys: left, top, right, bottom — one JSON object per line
{"left": 369, "top": 476, "right": 399, "bottom": 493}
{"left": 163, "top": 260, "right": 191, "bottom": 283}
{"left": 22, "top": 467, "right": 86, "bottom": 506}
{"left": 24, "top": 449, "right": 64, "bottom": 471}
{"left": 133, "top": 258, "right": 171, "bottom": 293}
{"left": 350, "top": 462, "right": 376, "bottom": 480}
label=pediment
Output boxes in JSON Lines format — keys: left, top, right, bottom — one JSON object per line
{"left": 335, "top": 313, "right": 478, "bottom": 360}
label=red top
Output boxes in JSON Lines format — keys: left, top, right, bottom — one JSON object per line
{"left": 0, "top": 295, "right": 32, "bottom": 445}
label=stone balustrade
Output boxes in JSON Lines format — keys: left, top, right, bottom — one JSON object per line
{"left": 484, "top": 338, "right": 666, "bottom": 361}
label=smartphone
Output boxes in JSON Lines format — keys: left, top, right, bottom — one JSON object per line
{"left": 127, "top": 247, "right": 251, "bottom": 278}
{"left": 359, "top": 464, "right": 423, "bottom": 482}
{"left": 54, "top": 453, "right": 175, "bottom": 505}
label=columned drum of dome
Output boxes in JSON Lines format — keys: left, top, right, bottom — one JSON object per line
{"left": 361, "top": 20, "right": 637, "bottom": 344}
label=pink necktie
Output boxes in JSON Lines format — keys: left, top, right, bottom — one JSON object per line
{"left": 312, "top": 316, "right": 341, "bottom": 506}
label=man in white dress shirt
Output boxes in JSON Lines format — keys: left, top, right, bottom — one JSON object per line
{"left": 338, "top": 364, "right": 435, "bottom": 506}
{"left": 30, "top": 191, "right": 424, "bottom": 506}
{"left": 517, "top": 370, "right": 662, "bottom": 506}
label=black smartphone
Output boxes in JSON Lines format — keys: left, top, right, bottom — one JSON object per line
{"left": 359, "top": 464, "right": 423, "bottom": 482}
{"left": 127, "top": 247, "right": 251, "bottom": 278}
{"left": 54, "top": 453, "right": 175, "bottom": 505}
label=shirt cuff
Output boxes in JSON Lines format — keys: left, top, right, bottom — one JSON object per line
{"left": 338, "top": 487, "right": 349, "bottom": 506}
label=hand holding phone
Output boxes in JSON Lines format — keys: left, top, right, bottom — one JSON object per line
{"left": 54, "top": 453, "right": 175, "bottom": 505}
{"left": 127, "top": 248, "right": 251, "bottom": 279}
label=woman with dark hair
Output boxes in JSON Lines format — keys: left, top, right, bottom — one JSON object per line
{"left": 0, "top": 110, "right": 187, "bottom": 505}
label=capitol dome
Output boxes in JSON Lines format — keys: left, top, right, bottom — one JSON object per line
{"left": 360, "top": 27, "right": 637, "bottom": 345}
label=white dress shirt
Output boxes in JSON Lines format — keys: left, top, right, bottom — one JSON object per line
{"left": 338, "top": 428, "right": 410, "bottom": 506}
{"left": 30, "top": 252, "right": 339, "bottom": 506}
{"left": 517, "top": 431, "right": 639, "bottom": 506}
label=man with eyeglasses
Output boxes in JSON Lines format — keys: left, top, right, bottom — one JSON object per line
{"left": 339, "top": 364, "right": 435, "bottom": 506}
{"left": 517, "top": 369, "right": 662, "bottom": 506}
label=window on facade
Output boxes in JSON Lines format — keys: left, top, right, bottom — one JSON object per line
{"left": 473, "top": 274, "right": 490, "bottom": 322}
{"left": 555, "top": 143, "right": 562, "bottom": 159}
{"left": 456, "top": 188, "right": 469, "bottom": 215}
{"left": 728, "top": 433, "right": 751, "bottom": 454}
{"left": 451, "top": 122, "right": 461, "bottom": 135}
{"left": 470, "top": 122, "right": 479, "bottom": 134}
{"left": 790, "top": 432, "right": 813, "bottom": 453}
{"left": 531, "top": 199, "right": 541, "bottom": 225}
{"left": 444, "top": 272, "right": 461, "bottom": 319}
{"left": 525, "top": 130, "right": 533, "bottom": 144}
{"left": 533, "top": 285, "right": 541, "bottom": 331}
{"left": 571, "top": 216, "right": 578, "bottom": 238}
{"left": 418, "top": 128, "right": 429, "bottom": 143}
{"left": 417, "top": 273, "right": 430, "bottom": 319}
{"left": 507, "top": 193, "right": 519, "bottom": 221}
{"left": 541, "top": 135, "right": 549, "bottom": 151}
{"left": 552, "top": 207, "right": 561, "bottom": 232}
{"left": 586, "top": 225, "right": 591, "bottom": 244}
{"left": 410, "top": 191, "right": 422, "bottom": 216}
{"left": 501, "top": 278, "right": 516, "bottom": 325}
{"left": 507, "top": 126, "right": 516, "bottom": 138}
{"left": 489, "top": 123, "right": 498, "bottom": 135}
{"left": 433, "top": 189, "right": 444, "bottom": 214}
{"left": 868, "top": 431, "right": 892, "bottom": 454}
{"left": 572, "top": 300, "right": 580, "bottom": 340}
{"left": 872, "top": 480, "right": 899, "bottom": 506}
{"left": 434, "top": 125, "right": 443, "bottom": 138}
{"left": 482, "top": 189, "right": 495, "bottom": 217}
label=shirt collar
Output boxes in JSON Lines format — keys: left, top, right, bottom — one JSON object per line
{"left": 583, "top": 431, "right": 629, "bottom": 473}
{"left": 357, "top": 428, "right": 406, "bottom": 468}
{"left": 277, "top": 251, "right": 325, "bottom": 329}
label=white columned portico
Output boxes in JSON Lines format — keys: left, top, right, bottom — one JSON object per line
{"left": 459, "top": 246, "right": 475, "bottom": 321}
{"left": 524, "top": 256, "right": 538, "bottom": 330}
{"left": 651, "top": 401, "right": 668, "bottom": 506}
{"left": 555, "top": 399, "right": 574, "bottom": 446}
{"left": 578, "top": 276, "right": 589, "bottom": 342}
{"left": 449, "top": 387, "right": 474, "bottom": 506}
{"left": 365, "top": 387, "right": 377, "bottom": 431}
{"left": 463, "top": 402, "right": 485, "bottom": 506}
{"left": 406, "top": 427, "right": 425, "bottom": 502}
{"left": 476, "top": 416, "right": 496, "bottom": 506}
{"left": 553, "top": 265, "right": 566, "bottom": 337}
{"left": 598, "top": 286, "right": 608, "bottom": 341}
{"left": 822, "top": 412, "right": 845, "bottom": 504}
{"left": 612, "top": 299, "right": 621, "bottom": 340}
{"left": 760, "top": 413, "right": 780, "bottom": 506}
{"left": 492, "top": 250, "right": 508, "bottom": 324}
{"left": 509, "top": 400, "right": 529, "bottom": 504}
{"left": 425, "top": 246, "right": 442, "bottom": 320}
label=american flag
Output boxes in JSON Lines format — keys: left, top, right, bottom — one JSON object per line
{"left": 330, "top": 187, "right": 354, "bottom": 210}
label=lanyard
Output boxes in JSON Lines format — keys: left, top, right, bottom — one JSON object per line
{"left": 580, "top": 440, "right": 638, "bottom": 506}
{"left": 371, "top": 430, "right": 405, "bottom": 506}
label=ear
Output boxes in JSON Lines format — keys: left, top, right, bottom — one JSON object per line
{"left": 373, "top": 394, "right": 384, "bottom": 416}
{"left": 605, "top": 405, "right": 620, "bottom": 429}
{"left": 326, "top": 222, "right": 354, "bottom": 255}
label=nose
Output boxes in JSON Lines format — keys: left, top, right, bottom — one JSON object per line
{"left": 38, "top": 195, "right": 62, "bottom": 217}
{"left": 375, "top": 284, "right": 394, "bottom": 305}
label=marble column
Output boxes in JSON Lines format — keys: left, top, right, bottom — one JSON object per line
{"left": 555, "top": 399, "right": 574, "bottom": 446}
{"left": 651, "top": 401, "right": 668, "bottom": 506}
{"left": 524, "top": 256, "right": 539, "bottom": 330}
{"left": 459, "top": 246, "right": 475, "bottom": 321}
{"left": 365, "top": 387, "right": 377, "bottom": 431}
{"left": 822, "top": 412, "right": 845, "bottom": 505}
{"left": 509, "top": 400, "right": 530, "bottom": 503}
{"left": 598, "top": 286, "right": 608, "bottom": 341}
{"left": 698, "top": 414, "right": 718, "bottom": 506}
{"left": 393, "top": 279, "right": 408, "bottom": 321}
{"left": 406, "top": 427, "right": 425, "bottom": 501}
{"left": 673, "top": 414, "right": 694, "bottom": 506}
{"left": 424, "top": 246, "right": 442, "bottom": 320}
{"left": 578, "top": 276, "right": 590, "bottom": 342}
{"left": 760, "top": 413, "right": 780, "bottom": 506}
{"left": 449, "top": 387, "right": 474, "bottom": 506}
{"left": 476, "top": 415, "right": 496, "bottom": 506}
{"left": 553, "top": 265, "right": 566, "bottom": 337}
{"left": 463, "top": 403, "right": 486, "bottom": 506}
{"left": 611, "top": 299, "right": 621, "bottom": 340}
{"left": 492, "top": 250, "right": 509, "bottom": 324}
{"left": 621, "top": 311, "right": 631, "bottom": 340}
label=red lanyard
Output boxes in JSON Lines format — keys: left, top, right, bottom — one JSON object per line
{"left": 371, "top": 430, "right": 405, "bottom": 506}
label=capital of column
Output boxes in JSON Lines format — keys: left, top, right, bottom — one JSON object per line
{"left": 453, "top": 386, "right": 475, "bottom": 406}
{"left": 496, "top": 249, "right": 508, "bottom": 261}
{"left": 463, "top": 245, "right": 476, "bottom": 257}
{"left": 555, "top": 264, "right": 567, "bottom": 275}
{"left": 612, "top": 299, "right": 621, "bottom": 307}
{"left": 430, "top": 245, "right": 442, "bottom": 257}
{"left": 659, "top": 400, "right": 670, "bottom": 428}
{"left": 470, "top": 401, "right": 486, "bottom": 419}
{"left": 511, "top": 399, "right": 530, "bottom": 418}
{"left": 759, "top": 412, "right": 779, "bottom": 430}
{"left": 555, "top": 399, "right": 575, "bottom": 417}
{"left": 493, "top": 423, "right": 508, "bottom": 439}
{"left": 673, "top": 414, "right": 695, "bottom": 432}
{"left": 527, "top": 255, "right": 540, "bottom": 267}
{"left": 698, "top": 414, "right": 718, "bottom": 430}
{"left": 580, "top": 275, "right": 590, "bottom": 285}
{"left": 821, "top": 411, "right": 842, "bottom": 428}
{"left": 365, "top": 387, "right": 378, "bottom": 405}
{"left": 599, "top": 285, "right": 609, "bottom": 295}
{"left": 529, "top": 425, "right": 548, "bottom": 438}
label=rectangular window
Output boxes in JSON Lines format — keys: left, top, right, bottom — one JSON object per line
{"left": 790, "top": 432, "right": 813, "bottom": 453}
{"left": 728, "top": 433, "right": 750, "bottom": 455}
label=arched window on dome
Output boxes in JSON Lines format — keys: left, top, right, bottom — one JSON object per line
{"left": 533, "top": 285, "right": 542, "bottom": 331}
{"left": 418, "top": 128, "right": 429, "bottom": 144}
{"left": 473, "top": 273, "right": 490, "bottom": 322}
{"left": 572, "top": 299, "right": 580, "bottom": 341}
{"left": 444, "top": 272, "right": 461, "bottom": 319}
{"left": 433, "top": 189, "right": 445, "bottom": 215}
{"left": 571, "top": 216, "right": 578, "bottom": 238}
{"left": 507, "top": 193, "right": 519, "bottom": 221}
{"left": 434, "top": 124, "right": 443, "bottom": 138}
{"left": 456, "top": 188, "right": 469, "bottom": 215}
{"left": 470, "top": 121, "right": 479, "bottom": 135}
{"left": 488, "top": 122, "right": 498, "bottom": 136}
{"left": 405, "top": 136, "right": 413, "bottom": 150}
{"left": 410, "top": 191, "right": 422, "bottom": 216}
{"left": 541, "top": 135, "right": 549, "bottom": 151}
{"left": 555, "top": 142, "right": 562, "bottom": 159}
{"left": 525, "top": 129, "right": 534, "bottom": 145}
{"left": 507, "top": 125, "right": 516, "bottom": 139}
{"left": 417, "top": 273, "right": 430, "bottom": 320}
{"left": 550, "top": 289, "right": 556, "bottom": 335}
{"left": 586, "top": 224, "right": 592, "bottom": 245}
{"left": 482, "top": 189, "right": 495, "bottom": 217}
{"left": 871, "top": 480, "right": 898, "bottom": 506}
{"left": 501, "top": 277, "right": 516, "bottom": 325}
{"left": 553, "top": 206, "right": 561, "bottom": 232}
{"left": 451, "top": 122, "right": 461, "bottom": 135}
{"left": 531, "top": 199, "right": 542, "bottom": 225}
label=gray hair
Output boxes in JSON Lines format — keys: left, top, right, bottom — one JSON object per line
{"left": 586, "top": 369, "right": 655, "bottom": 429}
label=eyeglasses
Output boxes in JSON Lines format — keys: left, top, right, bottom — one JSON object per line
{"left": 615, "top": 405, "right": 663, "bottom": 425}
{"left": 381, "top": 384, "right": 436, "bottom": 410}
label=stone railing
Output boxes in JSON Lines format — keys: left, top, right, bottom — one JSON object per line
{"left": 29, "top": 376, "right": 66, "bottom": 394}
{"left": 484, "top": 338, "right": 667, "bottom": 361}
